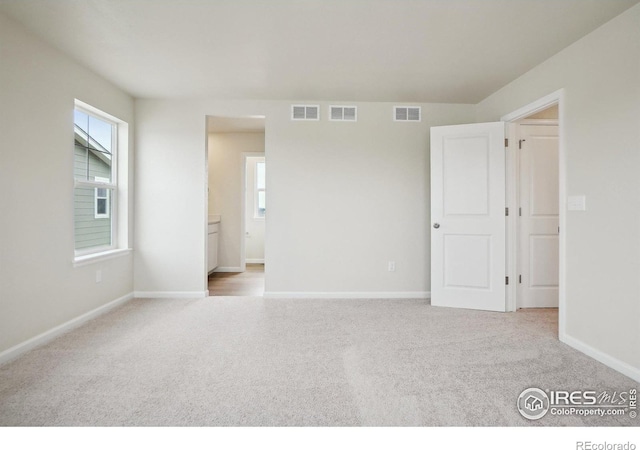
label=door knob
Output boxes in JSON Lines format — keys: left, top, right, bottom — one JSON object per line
{"left": 433, "top": 223, "right": 440, "bottom": 229}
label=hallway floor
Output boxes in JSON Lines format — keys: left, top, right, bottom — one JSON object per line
{"left": 208, "top": 264, "right": 264, "bottom": 296}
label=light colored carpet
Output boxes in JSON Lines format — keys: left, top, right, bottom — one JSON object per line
{"left": 0, "top": 297, "right": 636, "bottom": 426}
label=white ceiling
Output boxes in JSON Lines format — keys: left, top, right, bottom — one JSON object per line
{"left": 1, "top": 0, "right": 638, "bottom": 103}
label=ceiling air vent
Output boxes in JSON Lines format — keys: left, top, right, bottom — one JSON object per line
{"left": 394, "top": 106, "right": 421, "bottom": 122}
{"left": 329, "top": 106, "right": 357, "bottom": 122}
{"left": 291, "top": 105, "right": 320, "bottom": 121}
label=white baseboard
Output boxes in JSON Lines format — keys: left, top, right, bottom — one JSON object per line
{"left": 245, "top": 259, "right": 264, "bottom": 264}
{"left": 263, "top": 291, "right": 431, "bottom": 299}
{"left": 134, "top": 291, "right": 208, "bottom": 299}
{"left": 560, "top": 332, "right": 640, "bottom": 383}
{"left": 0, "top": 292, "right": 134, "bottom": 367}
{"left": 213, "top": 267, "right": 243, "bottom": 273}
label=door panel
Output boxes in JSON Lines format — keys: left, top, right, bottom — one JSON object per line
{"left": 529, "top": 141, "right": 559, "bottom": 217}
{"left": 529, "top": 235, "right": 559, "bottom": 287}
{"left": 444, "top": 234, "right": 491, "bottom": 289}
{"left": 518, "top": 124, "right": 559, "bottom": 308}
{"left": 431, "top": 122, "right": 506, "bottom": 312}
{"left": 443, "top": 137, "right": 490, "bottom": 216}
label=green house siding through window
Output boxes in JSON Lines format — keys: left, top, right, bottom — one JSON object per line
{"left": 74, "top": 145, "right": 111, "bottom": 250}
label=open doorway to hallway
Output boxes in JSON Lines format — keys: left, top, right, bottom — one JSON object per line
{"left": 206, "top": 115, "right": 266, "bottom": 296}
{"left": 502, "top": 91, "right": 564, "bottom": 322}
{"left": 514, "top": 105, "right": 559, "bottom": 308}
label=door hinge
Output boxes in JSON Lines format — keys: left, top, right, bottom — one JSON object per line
{"left": 519, "top": 207, "right": 522, "bottom": 217}
{"left": 519, "top": 139, "right": 525, "bottom": 150}
{"left": 505, "top": 138, "right": 509, "bottom": 147}
{"left": 505, "top": 207, "right": 509, "bottom": 216}
{"left": 506, "top": 276, "right": 509, "bottom": 285}
{"left": 519, "top": 274, "right": 522, "bottom": 284}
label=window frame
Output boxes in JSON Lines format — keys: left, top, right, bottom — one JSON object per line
{"left": 254, "top": 160, "right": 266, "bottom": 219}
{"left": 94, "top": 176, "right": 111, "bottom": 219}
{"left": 73, "top": 102, "right": 119, "bottom": 258}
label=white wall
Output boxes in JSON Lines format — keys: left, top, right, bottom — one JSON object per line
{"left": 208, "top": 132, "right": 265, "bottom": 269}
{"left": 135, "top": 100, "right": 475, "bottom": 296}
{"left": 265, "top": 102, "right": 475, "bottom": 295}
{"left": 0, "top": 13, "right": 134, "bottom": 354}
{"left": 476, "top": 4, "right": 640, "bottom": 377}
{"left": 245, "top": 156, "right": 266, "bottom": 263}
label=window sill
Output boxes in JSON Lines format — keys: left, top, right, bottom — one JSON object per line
{"left": 73, "top": 248, "right": 132, "bottom": 267}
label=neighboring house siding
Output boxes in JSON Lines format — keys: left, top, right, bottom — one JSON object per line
{"left": 74, "top": 146, "right": 111, "bottom": 250}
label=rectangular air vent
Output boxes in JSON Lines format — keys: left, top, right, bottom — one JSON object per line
{"left": 291, "top": 105, "right": 320, "bottom": 121}
{"left": 394, "top": 106, "right": 421, "bottom": 122}
{"left": 329, "top": 106, "right": 357, "bottom": 122}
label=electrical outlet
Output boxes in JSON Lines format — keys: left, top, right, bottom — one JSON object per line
{"left": 388, "top": 261, "right": 396, "bottom": 272}
{"left": 96, "top": 269, "right": 102, "bottom": 283}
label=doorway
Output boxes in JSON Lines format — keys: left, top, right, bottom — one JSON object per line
{"left": 205, "top": 115, "right": 266, "bottom": 296}
{"left": 502, "top": 90, "right": 565, "bottom": 334}
{"left": 514, "top": 112, "right": 559, "bottom": 308}
{"left": 429, "top": 91, "right": 566, "bottom": 332}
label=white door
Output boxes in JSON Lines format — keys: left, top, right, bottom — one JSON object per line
{"left": 431, "top": 122, "right": 506, "bottom": 312}
{"left": 518, "top": 124, "right": 559, "bottom": 307}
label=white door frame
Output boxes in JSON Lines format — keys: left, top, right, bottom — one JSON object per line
{"left": 501, "top": 89, "right": 566, "bottom": 338}
{"left": 241, "top": 152, "right": 265, "bottom": 272}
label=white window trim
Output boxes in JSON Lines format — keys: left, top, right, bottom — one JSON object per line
{"left": 73, "top": 248, "right": 132, "bottom": 267}
{"left": 74, "top": 101, "right": 120, "bottom": 260}
{"left": 254, "top": 161, "right": 266, "bottom": 220}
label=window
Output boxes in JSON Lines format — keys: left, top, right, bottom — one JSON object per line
{"left": 74, "top": 102, "right": 119, "bottom": 256}
{"left": 94, "top": 177, "right": 110, "bottom": 219}
{"left": 255, "top": 161, "right": 266, "bottom": 218}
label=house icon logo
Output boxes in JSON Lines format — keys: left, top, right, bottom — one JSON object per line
{"left": 517, "top": 388, "right": 550, "bottom": 420}
{"left": 525, "top": 395, "right": 543, "bottom": 411}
